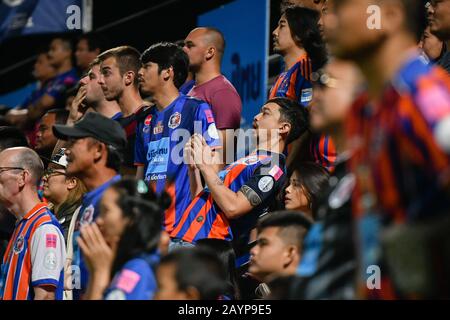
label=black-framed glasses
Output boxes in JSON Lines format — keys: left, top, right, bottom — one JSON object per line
{"left": 0, "top": 167, "right": 24, "bottom": 175}
{"left": 43, "top": 168, "right": 67, "bottom": 178}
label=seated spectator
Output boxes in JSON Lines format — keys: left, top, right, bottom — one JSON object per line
{"left": 78, "top": 178, "right": 169, "bottom": 300}
{"left": 10, "top": 37, "right": 79, "bottom": 130}
{"left": 155, "top": 247, "right": 228, "bottom": 300}
{"left": 196, "top": 238, "right": 241, "bottom": 300}
{"left": 282, "top": 161, "right": 329, "bottom": 220}
{"left": 419, "top": 24, "right": 449, "bottom": 70}
{"left": 42, "top": 148, "right": 87, "bottom": 240}
{"left": 248, "top": 211, "right": 311, "bottom": 290}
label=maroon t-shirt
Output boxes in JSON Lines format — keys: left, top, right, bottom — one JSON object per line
{"left": 188, "top": 75, "right": 242, "bottom": 130}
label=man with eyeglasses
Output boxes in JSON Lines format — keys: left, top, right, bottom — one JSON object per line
{"left": 0, "top": 147, "right": 66, "bottom": 300}
{"left": 52, "top": 112, "right": 127, "bottom": 300}
{"left": 293, "top": 60, "right": 364, "bottom": 299}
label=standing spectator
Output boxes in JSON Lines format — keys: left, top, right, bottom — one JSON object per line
{"left": 97, "top": 46, "right": 147, "bottom": 175}
{"left": 326, "top": 0, "right": 450, "bottom": 298}
{"left": 52, "top": 112, "right": 126, "bottom": 299}
{"left": 136, "top": 42, "right": 222, "bottom": 238}
{"left": 270, "top": 6, "right": 335, "bottom": 171}
{"left": 78, "top": 178, "right": 166, "bottom": 300}
{"left": 427, "top": 0, "right": 450, "bottom": 72}
{"left": 42, "top": 148, "right": 87, "bottom": 240}
{"left": 75, "top": 33, "right": 105, "bottom": 75}
{"left": 155, "top": 248, "right": 228, "bottom": 300}
{"left": 419, "top": 25, "right": 449, "bottom": 70}
{"left": 283, "top": 162, "right": 329, "bottom": 220}
{"left": 249, "top": 211, "right": 311, "bottom": 289}
{"left": 0, "top": 147, "right": 65, "bottom": 300}
{"left": 295, "top": 59, "right": 364, "bottom": 299}
{"left": 183, "top": 27, "right": 242, "bottom": 165}
{"left": 35, "top": 109, "right": 69, "bottom": 164}
{"left": 0, "top": 127, "right": 29, "bottom": 265}
{"left": 173, "top": 98, "right": 308, "bottom": 264}
{"left": 4, "top": 49, "right": 56, "bottom": 142}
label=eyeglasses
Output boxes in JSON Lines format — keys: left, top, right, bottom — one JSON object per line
{"left": 311, "top": 69, "right": 339, "bottom": 89}
{"left": 43, "top": 169, "right": 67, "bottom": 178}
{"left": 0, "top": 167, "right": 24, "bottom": 175}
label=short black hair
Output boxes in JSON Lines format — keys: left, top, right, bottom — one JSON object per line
{"left": 97, "top": 46, "right": 142, "bottom": 87}
{"left": 0, "top": 126, "right": 29, "bottom": 152}
{"left": 45, "top": 109, "right": 69, "bottom": 125}
{"left": 257, "top": 210, "right": 312, "bottom": 248}
{"left": 141, "top": 42, "right": 189, "bottom": 89}
{"left": 266, "top": 97, "right": 310, "bottom": 144}
{"left": 159, "top": 248, "right": 229, "bottom": 300}
{"left": 400, "top": 0, "right": 428, "bottom": 41}
{"left": 77, "top": 32, "right": 107, "bottom": 52}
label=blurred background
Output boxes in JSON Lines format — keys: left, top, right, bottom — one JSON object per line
{"left": 0, "top": 0, "right": 285, "bottom": 127}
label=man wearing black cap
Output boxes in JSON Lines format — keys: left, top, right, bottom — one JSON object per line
{"left": 52, "top": 112, "right": 126, "bottom": 300}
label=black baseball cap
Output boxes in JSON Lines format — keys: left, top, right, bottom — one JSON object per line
{"left": 53, "top": 112, "right": 127, "bottom": 151}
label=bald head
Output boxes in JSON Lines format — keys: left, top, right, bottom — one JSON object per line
{"left": 0, "top": 147, "right": 44, "bottom": 186}
{"left": 187, "top": 27, "right": 225, "bottom": 58}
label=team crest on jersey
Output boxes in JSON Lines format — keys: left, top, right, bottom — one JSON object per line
{"left": 13, "top": 235, "right": 25, "bottom": 254}
{"left": 153, "top": 121, "right": 164, "bottom": 134}
{"left": 80, "top": 204, "right": 95, "bottom": 226}
{"left": 168, "top": 112, "right": 181, "bottom": 129}
{"left": 144, "top": 114, "right": 153, "bottom": 126}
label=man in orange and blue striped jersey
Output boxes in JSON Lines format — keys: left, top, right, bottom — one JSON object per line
{"left": 171, "top": 98, "right": 310, "bottom": 261}
{"left": 270, "top": 5, "right": 336, "bottom": 171}
{"left": 0, "top": 147, "right": 65, "bottom": 300}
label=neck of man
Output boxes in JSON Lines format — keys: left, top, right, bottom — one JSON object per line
{"left": 356, "top": 33, "right": 417, "bottom": 102}
{"left": 117, "top": 87, "right": 144, "bottom": 117}
{"left": 95, "top": 99, "right": 122, "bottom": 119}
{"left": 56, "top": 59, "right": 72, "bottom": 75}
{"left": 8, "top": 190, "right": 42, "bottom": 221}
{"left": 328, "top": 125, "right": 346, "bottom": 155}
{"left": 283, "top": 47, "right": 307, "bottom": 71}
{"left": 194, "top": 62, "right": 221, "bottom": 86}
{"left": 256, "top": 137, "right": 286, "bottom": 155}
{"left": 80, "top": 166, "right": 118, "bottom": 192}
{"left": 152, "top": 86, "right": 180, "bottom": 112}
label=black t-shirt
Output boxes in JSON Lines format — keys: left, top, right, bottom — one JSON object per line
{"left": 116, "top": 106, "right": 153, "bottom": 169}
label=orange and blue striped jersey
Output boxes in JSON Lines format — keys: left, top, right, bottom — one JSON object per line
{"left": 269, "top": 54, "right": 337, "bottom": 171}
{"left": 347, "top": 53, "right": 450, "bottom": 222}
{"left": 0, "top": 203, "right": 65, "bottom": 300}
{"left": 170, "top": 151, "right": 286, "bottom": 245}
{"left": 134, "top": 94, "right": 221, "bottom": 234}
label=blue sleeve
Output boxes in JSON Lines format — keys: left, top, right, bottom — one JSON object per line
{"left": 104, "top": 260, "right": 156, "bottom": 300}
{"left": 134, "top": 123, "right": 146, "bottom": 166}
{"left": 195, "top": 101, "right": 222, "bottom": 149}
{"left": 294, "top": 63, "right": 312, "bottom": 107}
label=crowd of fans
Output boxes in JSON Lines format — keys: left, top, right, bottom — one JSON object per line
{"left": 0, "top": 0, "right": 449, "bottom": 300}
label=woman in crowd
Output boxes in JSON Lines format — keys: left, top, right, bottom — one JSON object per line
{"left": 42, "top": 148, "right": 87, "bottom": 240}
{"left": 283, "top": 161, "right": 329, "bottom": 220}
{"left": 78, "top": 178, "right": 170, "bottom": 300}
